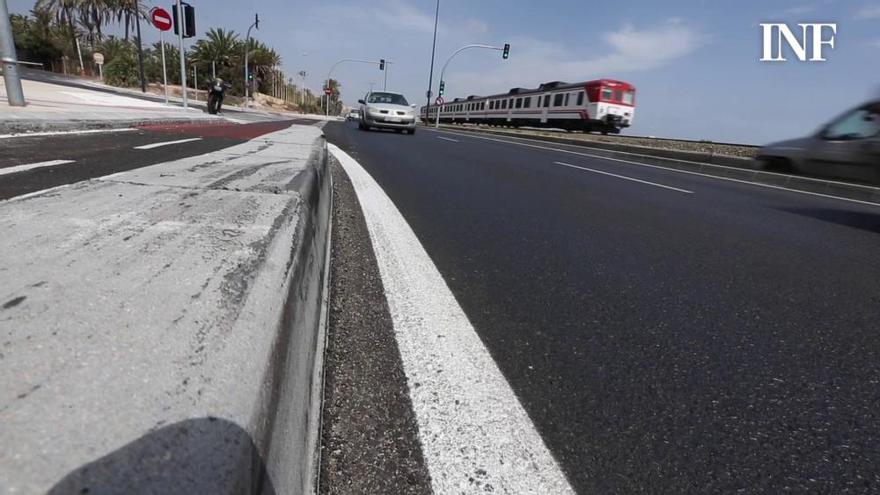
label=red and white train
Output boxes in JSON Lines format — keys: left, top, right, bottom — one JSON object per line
{"left": 420, "top": 79, "right": 636, "bottom": 134}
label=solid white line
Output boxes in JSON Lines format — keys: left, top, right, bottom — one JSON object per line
{"left": 437, "top": 136, "right": 459, "bottom": 143}
{"left": 0, "top": 128, "right": 137, "bottom": 139}
{"left": 329, "top": 143, "right": 575, "bottom": 495}
{"left": 134, "top": 137, "right": 202, "bottom": 150}
{"left": 0, "top": 160, "right": 75, "bottom": 177}
{"left": 554, "top": 161, "right": 693, "bottom": 194}
{"left": 429, "top": 128, "right": 880, "bottom": 208}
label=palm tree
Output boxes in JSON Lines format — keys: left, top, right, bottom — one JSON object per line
{"left": 110, "top": 0, "right": 148, "bottom": 42}
{"left": 34, "top": 0, "right": 80, "bottom": 60}
{"left": 191, "top": 28, "right": 239, "bottom": 78}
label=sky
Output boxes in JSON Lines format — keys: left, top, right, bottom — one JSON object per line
{"left": 8, "top": 0, "right": 880, "bottom": 143}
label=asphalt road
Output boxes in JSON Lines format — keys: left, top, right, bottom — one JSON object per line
{"left": 0, "top": 119, "right": 321, "bottom": 200}
{"left": 324, "top": 121, "right": 880, "bottom": 493}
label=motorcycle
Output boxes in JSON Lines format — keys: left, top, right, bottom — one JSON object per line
{"left": 207, "top": 80, "right": 231, "bottom": 114}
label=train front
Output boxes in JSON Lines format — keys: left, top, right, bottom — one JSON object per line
{"left": 587, "top": 79, "right": 636, "bottom": 134}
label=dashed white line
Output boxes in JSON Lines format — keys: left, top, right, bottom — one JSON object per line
{"left": 437, "top": 136, "right": 459, "bottom": 143}
{"left": 0, "top": 160, "right": 75, "bottom": 177}
{"left": 134, "top": 137, "right": 202, "bottom": 150}
{"left": 554, "top": 161, "right": 693, "bottom": 194}
{"left": 329, "top": 143, "right": 575, "bottom": 495}
{"left": 428, "top": 128, "right": 880, "bottom": 208}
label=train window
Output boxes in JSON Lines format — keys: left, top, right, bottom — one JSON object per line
{"left": 553, "top": 93, "right": 564, "bottom": 106}
{"left": 524, "top": 97, "right": 531, "bottom": 108}
{"left": 614, "top": 90, "right": 623, "bottom": 102}
{"left": 489, "top": 101, "right": 494, "bottom": 110}
{"left": 502, "top": 100, "right": 507, "bottom": 109}
{"left": 482, "top": 102, "right": 486, "bottom": 110}
{"left": 601, "top": 88, "right": 613, "bottom": 101}
{"left": 564, "top": 93, "right": 570, "bottom": 106}
{"left": 622, "top": 91, "right": 634, "bottom": 105}
{"left": 515, "top": 98, "right": 522, "bottom": 109}
{"left": 577, "top": 91, "right": 584, "bottom": 105}
{"left": 544, "top": 95, "right": 551, "bottom": 107}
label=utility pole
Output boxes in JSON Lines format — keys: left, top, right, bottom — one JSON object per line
{"left": 0, "top": 0, "right": 25, "bottom": 106}
{"left": 244, "top": 13, "right": 259, "bottom": 106}
{"left": 425, "top": 0, "right": 440, "bottom": 112}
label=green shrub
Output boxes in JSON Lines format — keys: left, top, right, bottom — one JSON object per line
{"left": 103, "top": 54, "right": 140, "bottom": 87}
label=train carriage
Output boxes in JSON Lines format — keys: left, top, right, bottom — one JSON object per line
{"left": 421, "top": 79, "right": 635, "bottom": 134}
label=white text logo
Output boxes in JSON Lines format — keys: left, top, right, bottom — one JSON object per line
{"left": 760, "top": 23, "right": 837, "bottom": 61}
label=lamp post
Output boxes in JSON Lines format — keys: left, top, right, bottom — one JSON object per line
{"left": 425, "top": 0, "right": 440, "bottom": 112}
{"left": 243, "top": 13, "right": 259, "bottom": 106}
{"left": 435, "top": 44, "right": 508, "bottom": 128}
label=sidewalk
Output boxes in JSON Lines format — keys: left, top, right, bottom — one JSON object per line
{"left": 0, "top": 77, "right": 223, "bottom": 134}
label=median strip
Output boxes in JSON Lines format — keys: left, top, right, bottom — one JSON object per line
{"left": 0, "top": 159, "right": 75, "bottom": 177}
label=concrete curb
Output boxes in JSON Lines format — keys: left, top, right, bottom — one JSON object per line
{"left": 0, "top": 125, "right": 333, "bottom": 494}
{"left": 436, "top": 125, "right": 880, "bottom": 206}
{"left": 0, "top": 116, "right": 230, "bottom": 135}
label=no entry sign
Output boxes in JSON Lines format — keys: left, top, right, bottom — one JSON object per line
{"left": 150, "top": 7, "right": 173, "bottom": 31}
{"left": 435, "top": 96, "right": 444, "bottom": 105}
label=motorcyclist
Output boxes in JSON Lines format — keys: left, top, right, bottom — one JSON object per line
{"left": 207, "top": 77, "right": 229, "bottom": 114}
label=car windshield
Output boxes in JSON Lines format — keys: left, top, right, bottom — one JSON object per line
{"left": 367, "top": 92, "right": 408, "bottom": 105}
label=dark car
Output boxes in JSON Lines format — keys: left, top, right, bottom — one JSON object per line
{"left": 757, "top": 100, "right": 880, "bottom": 184}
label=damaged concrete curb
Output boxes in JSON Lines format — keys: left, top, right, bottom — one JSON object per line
{"left": 0, "top": 124, "right": 332, "bottom": 494}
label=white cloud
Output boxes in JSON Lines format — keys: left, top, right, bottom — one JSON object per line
{"left": 785, "top": 5, "right": 816, "bottom": 15}
{"left": 856, "top": 4, "right": 880, "bottom": 19}
{"left": 449, "top": 19, "right": 704, "bottom": 97}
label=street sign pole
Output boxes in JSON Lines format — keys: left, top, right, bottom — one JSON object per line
{"left": 176, "top": 0, "right": 188, "bottom": 109}
{"left": 160, "top": 31, "right": 168, "bottom": 104}
{"left": 134, "top": 3, "right": 146, "bottom": 93}
{"left": 0, "top": 0, "right": 26, "bottom": 106}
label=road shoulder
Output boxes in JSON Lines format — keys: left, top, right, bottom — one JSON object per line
{"left": 319, "top": 157, "right": 432, "bottom": 494}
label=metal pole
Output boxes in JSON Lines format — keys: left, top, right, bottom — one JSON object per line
{"left": 193, "top": 64, "right": 197, "bottom": 100}
{"left": 211, "top": 60, "right": 215, "bottom": 79}
{"left": 426, "top": 0, "right": 440, "bottom": 112}
{"left": 160, "top": 31, "right": 168, "bottom": 104}
{"left": 134, "top": 3, "right": 146, "bottom": 93}
{"left": 176, "top": 0, "right": 187, "bottom": 108}
{"left": 0, "top": 0, "right": 26, "bottom": 106}
{"left": 243, "top": 15, "right": 257, "bottom": 106}
{"left": 75, "top": 37, "right": 84, "bottom": 74}
{"left": 384, "top": 62, "right": 388, "bottom": 90}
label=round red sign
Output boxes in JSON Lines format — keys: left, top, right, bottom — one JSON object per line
{"left": 150, "top": 7, "right": 173, "bottom": 31}
{"left": 435, "top": 96, "right": 444, "bottom": 105}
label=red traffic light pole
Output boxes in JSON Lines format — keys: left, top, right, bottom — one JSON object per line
{"left": 435, "top": 43, "right": 509, "bottom": 128}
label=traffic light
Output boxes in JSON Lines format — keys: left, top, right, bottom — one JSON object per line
{"left": 379, "top": 59, "right": 385, "bottom": 70}
{"left": 438, "top": 80, "right": 445, "bottom": 96}
{"left": 502, "top": 43, "right": 510, "bottom": 59}
{"left": 172, "top": 2, "right": 196, "bottom": 38}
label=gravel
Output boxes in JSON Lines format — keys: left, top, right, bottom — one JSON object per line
{"left": 319, "top": 158, "right": 433, "bottom": 495}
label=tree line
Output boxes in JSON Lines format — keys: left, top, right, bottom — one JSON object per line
{"left": 10, "top": 1, "right": 341, "bottom": 113}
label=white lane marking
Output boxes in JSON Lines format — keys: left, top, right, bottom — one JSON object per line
{"left": 0, "top": 128, "right": 137, "bottom": 139}
{"left": 134, "top": 137, "right": 202, "bottom": 150}
{"left": 329, "top": 143, "right": 575, "bottom": 495}
{"left": 554, "top": 161, "right": 693, "bottom": 194}
{"left": 437, "top": 136, "right": 459, "bottom": 143}
{"left": 1, "top": 183, "right": 73, "bottom": 203}
{"left": 429, "top": 129, "right": 880, "bottom": 208}
{"left": 0, "top": 160, "right": 75, "bottom": 177}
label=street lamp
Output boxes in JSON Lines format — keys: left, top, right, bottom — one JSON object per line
{"left": 243, "top": 13, "right": 259, "bottom": 106}
{"left": 435, "top": 43, "right": 510, "bottom": 128}
{"left": 425, "top": 0, "right": 440, "bottom": 112}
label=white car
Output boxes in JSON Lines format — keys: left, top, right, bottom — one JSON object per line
{"left": 346, "top": 110, "right": 360, "bottom": 121}
{"left": 358, "top": 91, "right": 417, "bottom": 134}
